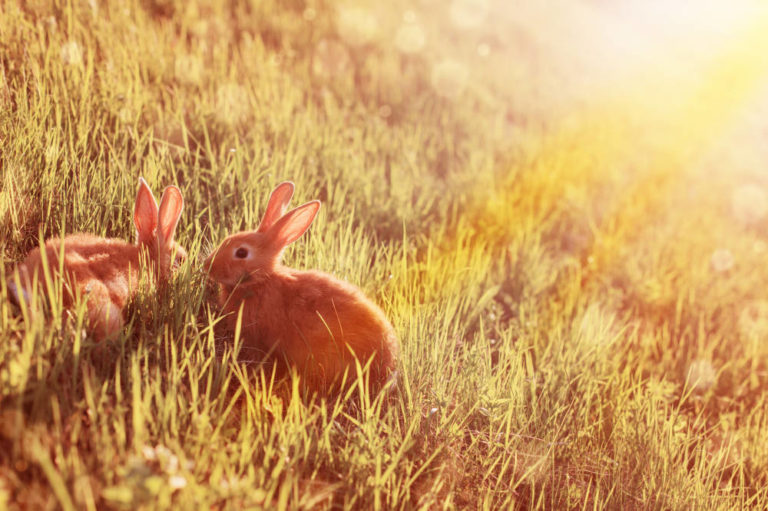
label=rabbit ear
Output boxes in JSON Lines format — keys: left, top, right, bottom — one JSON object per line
{"left": 267, "top": 200, "right": 321, "bottom": 249}
{"left": 257, "top": 181, "right": 295, "bottom": 233}
{"left": 157, "top": 185, "right": 184, "bottom": 249}
{"left": 134, "top": 177, "right": 159, "bottom": 245}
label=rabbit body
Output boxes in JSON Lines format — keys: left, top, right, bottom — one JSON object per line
{"left": 217, "top": 265, "right": 398, "bottom": 391}
{"left": 8, "top": 179, "right": 185, "bottom": 340}
{"left": 206, "top": 182, "right": 399, "bottom": 392}
{"left": 13, "top": 234, "right": 148, "bottom": 339}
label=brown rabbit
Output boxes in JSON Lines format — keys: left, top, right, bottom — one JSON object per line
{"left": 8, "top": 178, "right": 185, "bottom": 340}
{"left": 204, "top": 182, "right": 399, "bottom": 393}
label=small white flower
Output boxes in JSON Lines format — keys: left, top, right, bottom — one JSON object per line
{"left": 168, "top": 475, "right": 187, "bottom": 489}
{"left": 141, "top": 445, "right": 156, "bottom": 461}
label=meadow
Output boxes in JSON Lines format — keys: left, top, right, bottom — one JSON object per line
{"left": 2, "top": 0, "right": 768, "bottom": 509}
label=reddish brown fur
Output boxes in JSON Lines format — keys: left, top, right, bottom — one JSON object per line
{"left": 9, "top": 179, "right": 185, "bottom": 340}
{"left": 205, "top": 182, "right": 399, "bottom": 393}
{"left": 14, "top": 234, "right": 146, "bottom": 339}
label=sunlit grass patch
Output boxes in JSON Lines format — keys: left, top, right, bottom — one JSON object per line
{"left": 2, "top": 0, "right": 768, "bottom": 509}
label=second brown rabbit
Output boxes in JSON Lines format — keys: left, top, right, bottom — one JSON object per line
{"left": 204, "top": 182, "right": 399, "bottom": 393}
{"left": 8, "top": 178, "right": 185, "bottom": 340}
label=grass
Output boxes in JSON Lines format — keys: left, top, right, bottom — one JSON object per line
{"left": 2, "top": 0, "right": 768, "bottom": 509}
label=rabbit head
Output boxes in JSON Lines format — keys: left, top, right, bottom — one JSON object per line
{"left": 134, "top": 177, "right": 186, "bottom": 281}
{"left": 205, "top": 181, "right": 320, "bottom": 287}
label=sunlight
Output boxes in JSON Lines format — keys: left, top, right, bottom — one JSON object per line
{"left": 480, "top": 0, "right": 768, "bottom": 117}
{"left": 485, "top": 2, "right": 768, "bottom": 205}
{"left": 6, "top": 1, "right": 768, "bottom": 506}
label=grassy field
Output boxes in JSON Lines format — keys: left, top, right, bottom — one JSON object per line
{"left": 3, "top": 1, "right": 768, "bottom": 509}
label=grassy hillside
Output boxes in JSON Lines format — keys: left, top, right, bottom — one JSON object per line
{"left": 2, "top": 0, "right": 768, "bottom": 509}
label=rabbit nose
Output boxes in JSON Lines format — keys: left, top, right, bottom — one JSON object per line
{"left": 203, "top": 251, "right": 218, "bottom": 274}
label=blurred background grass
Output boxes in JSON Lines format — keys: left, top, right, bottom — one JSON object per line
{"left": 2, "top": 0, "right": 768, "bottom": 509}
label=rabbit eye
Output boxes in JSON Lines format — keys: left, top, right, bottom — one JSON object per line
{"left": 235, "top": 247, "right": 249, "bottom": 259}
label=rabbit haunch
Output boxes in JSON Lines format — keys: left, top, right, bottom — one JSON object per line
{"left": 8, "top": 179, "right": 185, "bottom": 340}
{"left": 205, "top": 181, "right": 399, "bottom": 392}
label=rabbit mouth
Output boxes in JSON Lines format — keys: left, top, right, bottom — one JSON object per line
{"left": 220, "top": 271, "right": 253, "bottom": 288}
{"left": 217, "top": 268, "right": 264, "bottom": 289}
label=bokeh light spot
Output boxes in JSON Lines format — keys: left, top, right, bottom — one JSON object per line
{"left": 395, "top": 24, "right": 426, "bottom": 54}
{"left": 313, "top": 39, "right": 352, "bottom": 78}
{"left": 431, "top": 59, "right": 469, "bottom": 99}
{"left": 710, "top": 248, "right": 734, "bottom": 273}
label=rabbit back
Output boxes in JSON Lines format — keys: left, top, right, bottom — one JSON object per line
{"left": 15, "top": 233, "right": 143, "bottom": 338}
{"left": 229, "top": 268, "right": 398, "bottom": 392}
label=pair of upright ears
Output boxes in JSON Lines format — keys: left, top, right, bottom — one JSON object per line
{"left": 255, "top": 181, "right": 321, "bottom": 249}
{"left": 133, "top": 177, "right": 183, "bottom": 249}
{"left": 132, "top": 179, "right": 319, "bottom": 251}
